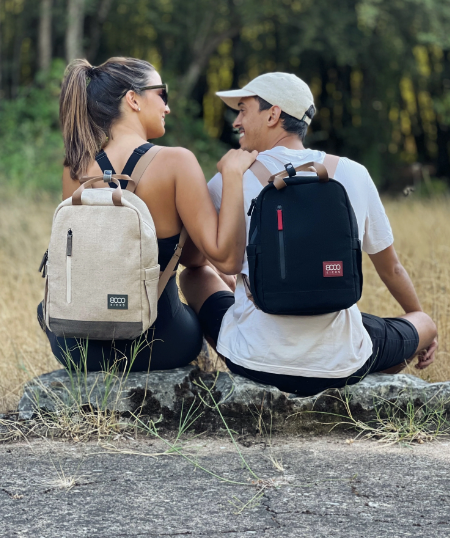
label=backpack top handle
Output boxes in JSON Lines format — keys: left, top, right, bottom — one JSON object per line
{"left": 72, "top": 175, "right": 128, "bottom": 206}
{"left": 268, "top": 161, "right": 329, "bottom": 190}
{"left": 250, "top": 154, "right": 340, "bottom": 190}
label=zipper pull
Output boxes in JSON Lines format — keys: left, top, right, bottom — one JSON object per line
{"left": 277, "top": 205, "right": 283, "bottom": 231}
{"left": 39, "top": 250, "right": 48, "bottom": 276}
{"left": 247, "top": 198, "right": 257, "bottom": 216}
{"left": 66, "top": 229, "right": 73, "bottom": 256}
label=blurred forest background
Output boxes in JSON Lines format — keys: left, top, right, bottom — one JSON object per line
{"left": 1, "top": 0, "right": 450, "bottom": 192}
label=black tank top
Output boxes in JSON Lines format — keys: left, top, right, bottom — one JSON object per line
{"left": 95, "top": 144, "right": 180, "bottom": 271}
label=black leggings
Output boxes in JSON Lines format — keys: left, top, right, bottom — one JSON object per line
{"left": 38, "top": 276, "right": 203, "bottom": 372}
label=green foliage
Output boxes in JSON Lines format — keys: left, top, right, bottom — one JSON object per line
{"left": 0, "top": 63, "right": 226, "bottom": 193}
{"left": 415, "top": 178, "right": 449, "bottom": 198}
{"left": 1, "top": 0, "right": 450, "bottom": 191}
{"left": 0, "top": 60, "right": 66, "bottom": 192}
{"left": 157, "top": 98, "right": 228, "bottom": 181}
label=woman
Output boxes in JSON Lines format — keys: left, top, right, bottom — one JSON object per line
{"left": 38, "top": 56, "right": 256, "bottom": 372}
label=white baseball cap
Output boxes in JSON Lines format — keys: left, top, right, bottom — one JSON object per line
{"left": 216, "top": 72, "right": 315, "bottom": 124}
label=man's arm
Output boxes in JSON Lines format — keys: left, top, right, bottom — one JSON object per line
{"left": 368, "top": 244, "right": 421, "bottom": 313}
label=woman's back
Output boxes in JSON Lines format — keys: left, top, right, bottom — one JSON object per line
{"left": 87, "top": 141, "right": 182, "bottom": 270}
{"left": 61, "top": 57, "right": 255, "bottom": 275}
{"left": 50, "top": 55, "right": 255, "bottom": 373}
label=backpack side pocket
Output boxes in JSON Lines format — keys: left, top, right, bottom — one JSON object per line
{"left": 246, "top": 243, "right": 263, "bottom": 309}
{"left": 144, "top": 265, "right": 160, "bottom": 329}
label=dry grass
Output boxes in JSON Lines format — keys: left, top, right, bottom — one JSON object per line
{"left": 358, "top": 197, "right": 450, "bottom": 382}
{"left": 0, "top": 194, "right": 449, "bottom": 413}
{"left": 0, "top": 195, "right": 59, "bottom": 413}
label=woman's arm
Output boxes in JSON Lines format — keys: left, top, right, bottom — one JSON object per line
{"left": 172, "top": 148, "right": 256, "bottom": 274}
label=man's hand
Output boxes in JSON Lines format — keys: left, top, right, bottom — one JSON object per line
{"left": 415, "top": 336, "right": 438, "bottom": 369}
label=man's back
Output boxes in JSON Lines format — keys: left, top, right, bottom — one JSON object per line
{"left": 208, "top": 147, "right": 394, "bottom": 377}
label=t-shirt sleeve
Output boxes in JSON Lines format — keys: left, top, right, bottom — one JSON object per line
{"left": 207, "top": 172, "right": 223, "bottom": 213}
{"left": 362, "top": 169, "right": 394, "bottom": 254}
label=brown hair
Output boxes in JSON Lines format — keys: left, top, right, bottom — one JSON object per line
{"left": 60, "top": 57, "right": 155, "bottom": 179}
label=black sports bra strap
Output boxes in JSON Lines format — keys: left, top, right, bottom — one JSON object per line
{"left": 121, "top": 143, "right": 153, "bottom": 177}
{"left": 95, "top": 150, "right": 116, "bottom": 174}
{"left": 95, "top": 143, "right": 153, "bottom": 190}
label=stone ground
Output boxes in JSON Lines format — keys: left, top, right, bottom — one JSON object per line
{"left": 1, "top": 434, "right": 450, "bottom": 538}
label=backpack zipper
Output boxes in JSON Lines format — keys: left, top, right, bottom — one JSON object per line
{"left": 66, "top": 229, "right": 72, "bottom": 303}
{"left": 277, "top": 206, "right": 286, "bottom": 280}
{"left": 247, "top": 198, "right": 257, "bottom": 216}
{"left": 39, "top": 250, "right": 48, "bottom": 278}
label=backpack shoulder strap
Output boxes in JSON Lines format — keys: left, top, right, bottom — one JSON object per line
{"left": 121, "top": 143, "right": 153, "bottom": 177}
{"left": 323, "top": 154, "right": 340, "bottom": 179}
{"left": 95, "top": 149, "right": 116, "bottom": 175}
{"left": 249, "top": 160, "right": 272, "bottom": 186}
{"left": 157, "top": 227, "right": 188, "bottom": 299}
{"left": 129, "top": 145, "right": 163, "bottom": 192}
{"left": 250, "top": 154, "right": 341, "bottom": 188}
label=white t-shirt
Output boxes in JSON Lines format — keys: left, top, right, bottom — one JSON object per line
{"left": 208, "top": 147, "right": 394, "bottom": 378}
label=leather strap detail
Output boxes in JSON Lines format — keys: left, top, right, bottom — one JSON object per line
{"left": 78, "top": 173, "right": 135, "bottom": 189}
{"left": 249, "top": 159, "right": 331, "bottom": 190}
{"left": 130, "top": 145, "right": 163, "bottom": 192}
{"left": 72, "top": 176, "right": 125, "bottom": 206}
{"left": 249, "top": 160, "right": 272, "bottom": 186}
{"left": 273, "top": 175, "right": 288, "bottom": 190}
{"left": 268, "top": 161, "right": 329, "bottom": 190}
{"left": 157, "top": 226, "right": 188, "bottom": 299}
{"left": 323, "top": 154, "right": 340, "bottom": 179}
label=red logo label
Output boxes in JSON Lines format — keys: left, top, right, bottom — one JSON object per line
{"left": 323, "top": 261, "right": 343, "bottom": 277}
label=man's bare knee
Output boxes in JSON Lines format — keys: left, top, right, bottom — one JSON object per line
{"left": 179, "top": 266, "right": 208, "bottom": 305}
{"left": 405, "top": 312, "right": 436, "bottom": 350}
{"left": 179, "top": 265, "right": 232, "bottom": 314}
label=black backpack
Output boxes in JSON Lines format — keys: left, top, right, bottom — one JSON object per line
{"left": 245, "top": 156, "right": 363, "bottom": 316}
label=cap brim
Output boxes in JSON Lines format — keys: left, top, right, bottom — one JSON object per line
{"left": 215, "top": 89, "right": 257, "bottom": 110}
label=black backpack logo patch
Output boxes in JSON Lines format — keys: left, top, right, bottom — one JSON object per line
{"left": 108, "top": 295, "right": 128, "bottom": 309}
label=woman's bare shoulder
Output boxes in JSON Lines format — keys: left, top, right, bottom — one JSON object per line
{"left": 150, "top": 146, "right": 204, "bottom": 181}
{"left": 154, "top": 146, "right": 198, "bottom": 164}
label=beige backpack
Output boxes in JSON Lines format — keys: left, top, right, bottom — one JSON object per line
{"left": 39, "top": 146, "right": 187, "bottom": 340}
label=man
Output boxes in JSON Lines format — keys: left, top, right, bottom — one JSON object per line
{"left": 180, "top": 72, "right": 438, "bottom": 396}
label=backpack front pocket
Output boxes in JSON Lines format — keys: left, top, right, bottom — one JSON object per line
{"left": 66, "top": 229, "right": 73, "bottom": 303}
{"left": 277, "top": 206, "right": 286, "bottom": 280}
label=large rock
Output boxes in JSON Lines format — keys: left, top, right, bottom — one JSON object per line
{"left": 18, "top": 366, "right": 450, "bottom": 433}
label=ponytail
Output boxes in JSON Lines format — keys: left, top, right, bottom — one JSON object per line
{"left": 60, "top": 57, "right": 155, "bottom": 179}
{"left": 60, "top": 59, "right": 106, "bottom": 179}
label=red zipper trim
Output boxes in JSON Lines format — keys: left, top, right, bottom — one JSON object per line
{"left": 277, "top": 208, "right": 283, "bottom": 231}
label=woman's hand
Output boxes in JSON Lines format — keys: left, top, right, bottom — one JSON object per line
{"left": 217, "top": 149, "right": 258, "bottom": 175}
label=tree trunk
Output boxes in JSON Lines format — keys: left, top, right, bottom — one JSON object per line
{"left": 0, "top": 13, "right": 3, "bottom": 98}
{"left": 175, "top": 7, "right": 240, "bottom": 101}
{"left": 11, "top": 12, "right": 24, "bottom": 98}
{"left": 38, "top": 0, "right": 53, "bottom": 73}
{"left": 178, "top": 26, "right": 239, "bottom": 101}
{"left": 65, "top": 0, "right": 85, "bottom": 62}
{"left": 87, "top": 0, "right": 113, "bottom": 62}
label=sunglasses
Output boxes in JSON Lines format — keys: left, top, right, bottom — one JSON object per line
{"left": 134, "top": 83, "right": 169, "bottom": 105}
